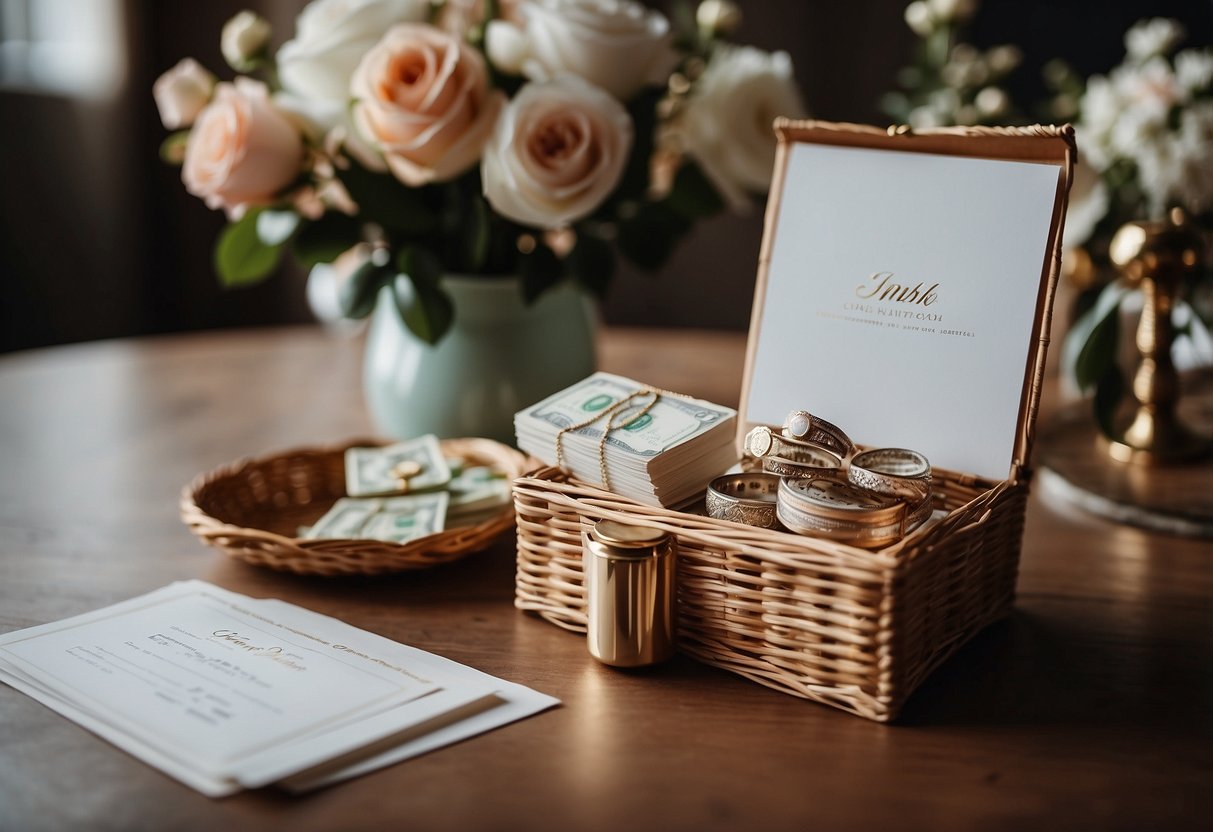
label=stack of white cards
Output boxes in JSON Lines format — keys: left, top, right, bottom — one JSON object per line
{"left": 0, "top": 581, "right": 557, "bottom": 797}
{"left": 515, "top": 372, "right": 738, "bottom": 507}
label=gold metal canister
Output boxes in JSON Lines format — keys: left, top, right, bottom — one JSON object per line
{"left": 583, "top": 520, "right": 677, "bottom": 667}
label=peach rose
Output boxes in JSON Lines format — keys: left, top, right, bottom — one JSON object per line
{"left": 182, "top": 78, "right": 305, "bottom": 216}
{"left": 351, "top": 24, "right": 504, "bottom": 186}
{"left": 481, "top": 75, "right": 632, "bottom": 228}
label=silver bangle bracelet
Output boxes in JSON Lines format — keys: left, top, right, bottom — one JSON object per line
{"left": 706, "top": 473, "right": 782, "bottom": 529}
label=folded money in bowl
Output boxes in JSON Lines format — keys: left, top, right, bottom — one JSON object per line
{"left": 514, "top": 372, "right": 738, "bottom": 508}
{"left": 181, "top": 436, "right": 531, "bottom": 576}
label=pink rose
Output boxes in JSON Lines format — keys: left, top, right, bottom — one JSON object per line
{"left": 482, "top": 76, "right": 632, "bottom": 228}
{"left": 182, "top": 78, "right": 305, "bottom": 216}
{"left": 351, "top": 24, "right": 504, "bottom": 186}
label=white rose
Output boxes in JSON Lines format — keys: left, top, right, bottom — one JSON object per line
{"left": 277, "top": 0, "right": 429, "bottom": 102}
{"left": 513, "top": 0, "right": 678, "bottom": 101}
{"left": 1176, "top": 49, "right": 1213, "bottom": 95}
{"left": 221, "top": 11, "right": 272, "bottom": 70}
{"left": 482, "top": 76, "right": 632, "bottom": 228}
{"left": 1124, "top": 18, "right": 1184, "bottom": 63}
{"left": 678, "top": 45, "right": 806, "bottom": 211}
{"left": 152, "top": 58, "right": 215, "bottom": 129}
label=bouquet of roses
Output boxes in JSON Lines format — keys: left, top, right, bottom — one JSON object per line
{"left": 155, "top": 0, "right": 806, "bottom": 342}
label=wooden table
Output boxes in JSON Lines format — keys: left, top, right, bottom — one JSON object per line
{"left": 1, "top": 326, "right": 1209, "bottom": 831}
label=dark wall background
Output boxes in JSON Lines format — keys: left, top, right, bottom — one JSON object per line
{"left": 1, "top": 0, "right": 1210, "bottom": 352}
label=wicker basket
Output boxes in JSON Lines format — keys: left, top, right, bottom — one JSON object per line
{"left": 513, "top": 120, "right": 1076, "bottom": 722}
{"left": 515, "top": 465, "right": 1023, "bottom": 722}
{"left": 182, "top": 437, "right": 531, "bottom": 576}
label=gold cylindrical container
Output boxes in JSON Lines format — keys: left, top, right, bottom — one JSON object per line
{"left": 583, "top": 520, "right": 676, "bottom": 667}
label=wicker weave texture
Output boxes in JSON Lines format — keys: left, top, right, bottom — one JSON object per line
{"left": 182, "top": 437, "right": 531, "bottom": 576}
{"left": 514, "top": 466, "right": 1027, "bottom": 722}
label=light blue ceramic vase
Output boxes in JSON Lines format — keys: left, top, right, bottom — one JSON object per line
{"left": 363, "top": 275, "right": 596, "bottom": 445}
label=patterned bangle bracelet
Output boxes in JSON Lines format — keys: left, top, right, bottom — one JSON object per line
{"left": 706, "top": 473, "right": 782, "bottom": 529}
{"left": 846, "top": 448, "right": 932, "bottom": 502}
{"left": 775, "top": 477, "right": 907, "bottom": 549}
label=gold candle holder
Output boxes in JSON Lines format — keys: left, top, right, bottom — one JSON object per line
{"left": 1105, "top": 207, "right": 1212, "bottom": 465}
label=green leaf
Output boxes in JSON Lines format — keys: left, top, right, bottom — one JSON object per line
{"left": 460, "top": 194, "right": 491, "bottom": 274}
{"left": 617, "top": 201, "right": 692, "bottom": 271}
{"left": 1075, "top": 302, "right": 1120, "bottom": 392}
{"left": 394, "top": 247, "right": 453, "bottom": 344}
{"left": 337, "top": 258, "right": 389, "bottom": 319}
{"left": 292, "top": 213, "right": 363, "bottom": 267}
{"left": 214, "top": 208, "right": 284, "bottom": 288}
{"left": 335, "top": 158, "right": 435, "bottom": 234}
{"left": 396, "top": 245, "right": 442, "bottom": 285}
{"left": 256, "top": 210, "right": 301, "bottom": 246}
{"left": 1092, "top": 366, "right": 1125, "bottom": 438}
{"left": 568, "top": 233, "right": 615, "bottom": 298}
{"left": 613, "top": 89, "right": 662, "bottom": 204}
{"left": 519, "top": 243, "right": 564, "bottom": 303}
{"left": 666, "top": 162, "right": 725, "bottom": 220}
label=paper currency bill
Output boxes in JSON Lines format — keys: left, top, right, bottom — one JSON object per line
{"left": 363, "top": 493, "right": 449, "bottom": 543}
{"left": 519, "top": 372, "right": 735, "bottom": 458}
{"left": 345, "top": 436, "right": 452, "bottom": 498}
{"left": 303, "top": 498, "right": 382, "bottom": 540}
{"left": 446, "top": 466, "right": 511, "bottom": 517}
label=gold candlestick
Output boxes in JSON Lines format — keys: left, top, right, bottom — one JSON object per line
{"left": 1105, "top": 207, "right": 1211, "bottom": 464}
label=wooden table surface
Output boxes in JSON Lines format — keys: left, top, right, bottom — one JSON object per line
{"left": 1, "top": 325, "right": 1210, "bottom": 832}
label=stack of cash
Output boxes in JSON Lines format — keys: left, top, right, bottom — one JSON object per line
{"left": 514, "top": 372, "right": 738, "bottom": 508}
{"left": 301, "top": 436, "right": 512, "bottom": 542}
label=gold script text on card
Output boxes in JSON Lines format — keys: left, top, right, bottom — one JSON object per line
{"left": 854, "top": 272, "right": 939, "bottom": 306}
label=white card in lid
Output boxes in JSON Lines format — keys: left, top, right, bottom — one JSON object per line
{"left": 742, "top": 131, "right": 1069, "bottom": 482}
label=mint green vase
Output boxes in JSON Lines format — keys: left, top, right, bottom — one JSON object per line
{"left": 363, "top": 275, "right": 596, "bottom": 445}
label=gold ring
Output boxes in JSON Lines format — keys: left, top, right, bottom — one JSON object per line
{"left": 705, "top": 473, "right": 781, "bottom": 529}
{"left": 782, "top": 410, "right": 857, "bottom": 460}
{"left": 760, "top": 444, "right": 843, "bottom": 479}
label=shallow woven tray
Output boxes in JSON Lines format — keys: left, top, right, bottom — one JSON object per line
{"left": 182, "top": 437, "right": 531, "bottom": 576}
{"left": 515, "top": 464, "right": 1027, "bottom": 722}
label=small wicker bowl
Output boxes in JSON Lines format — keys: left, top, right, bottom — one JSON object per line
{"left": 181, "top": 437, "right": 532, "bottom": 576}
